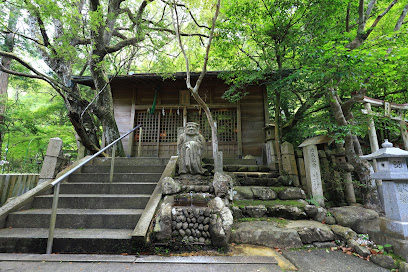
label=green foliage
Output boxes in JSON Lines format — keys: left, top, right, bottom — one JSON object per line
{"left": 1, "top": 82, "right": 76, "bottom": 173}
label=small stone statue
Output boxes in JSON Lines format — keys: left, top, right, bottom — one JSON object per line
{"left": 177, "top": 122, "right": 206, "bottom": 175}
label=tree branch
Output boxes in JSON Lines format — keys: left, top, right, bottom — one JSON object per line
{"left": 394, "top": 3, "right": 408, "bottom": 31}
{"left": 367, "top": 0, "right": 398, "bottom": 34}
{"left": 26, "top": 0, "right": 58, "bottom": 56}
{"left": 148, "top": 26, "right": 209, "bottom": 38}
{"left": 105, "top": 36, "right": 145, "bottom": 53}
{"left": 162, "top": 0, "right": 211, "bottom": 30}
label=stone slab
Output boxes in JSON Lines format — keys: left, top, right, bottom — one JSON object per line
{"left": 231, "top": 221, "right": 303, "bottom": 249}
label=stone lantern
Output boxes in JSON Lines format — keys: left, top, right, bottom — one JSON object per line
{"left": 361, "top": 139, "right": 408, "bottom": 240}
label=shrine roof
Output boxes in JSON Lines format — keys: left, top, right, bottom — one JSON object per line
{"left": 298, "top": 135, "right": 334, "bottom": 148}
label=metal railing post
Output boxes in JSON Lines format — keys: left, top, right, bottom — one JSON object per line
{"left": 46, "top": 181, "right": 61, "bottom": 254}
{"left": 110, "top": 144, "right": 116, "bottom": 183}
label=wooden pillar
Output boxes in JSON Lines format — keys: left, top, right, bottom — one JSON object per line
{"left": 127, "top": 89, "right": 136, "bottom": 157}
{"left": 237, "top": 101, "right": 242, "bottom": 157}
{"left": 183, "top": 107, "right": 187, "bottom": 126}
{"left": 364, "top": 102, "right": 384, "bottom": 207}
{"left": 263, "top": 86, "right": 270, "bottom": 124}
{"left": 156, "top": 113, "right": 161, "bottom": 157}
{"left": 364, "top": 103, "right": 380, "bottom": 152}
{"left": 399, "top": 112, "right": 408, "bottom": 151}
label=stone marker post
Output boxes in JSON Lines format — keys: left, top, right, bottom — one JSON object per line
{"left": 302, "top": 144, "right": 324, "bottom": 206}
{"left": 281, "top": 142, "right": 300, "bottom": 187}
{"left": 296, "top": 150, "right": 308, "bottom": 192}
{"left": 38, "top": 137, "right": 64, "bottom": 184}
{"left": 214, "top": 151, "right": 223, "bottom": 173}
{"left": 361, "top": 140, "right": 408, "bottom": 259}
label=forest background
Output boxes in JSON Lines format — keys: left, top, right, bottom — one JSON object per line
{"left": 0, "top": 0, "right": 407, "bottom": 174}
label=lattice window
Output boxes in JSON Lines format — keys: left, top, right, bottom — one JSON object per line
{"left": 159, "top": 112, "right": 183, "bottom": 143}
{"left": 135, "top": 111, "right": 159, "bottom": 142}
{"left": 187, "top": 109, "right": 237, "bottom": 142}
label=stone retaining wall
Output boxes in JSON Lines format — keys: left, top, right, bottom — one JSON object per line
{"left": 171, "top": 207, "right": 212, "bottom": 244}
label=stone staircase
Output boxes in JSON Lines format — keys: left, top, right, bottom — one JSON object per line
{"left": 0, "top": 157, "right": 168, "bottom": 254}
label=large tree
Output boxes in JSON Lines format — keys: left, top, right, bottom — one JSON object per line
{"left": 213, "top": 0, "right": 338, "bottom": 173}
{"left": 0, "top": 0, "right": 204, "bottom": 156}
{"left": 0, "top": 4, "right": 19, "bottom": 158}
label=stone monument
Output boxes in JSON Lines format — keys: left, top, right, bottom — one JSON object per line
{"left": 299, "top": 137, "right": 328, "bottom": 207}
{"left": 177, "top": 122, "right": 206, "bottom": 175}
{"left": 361, "top": 139, "right": 408, "bottom": 259}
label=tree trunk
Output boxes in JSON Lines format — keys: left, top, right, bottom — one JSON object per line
{"left": 0, "top": 7, "right": 19, "bottom": 158}
{"left": 89, "top": 56, "right": 125, "bottom": 157}
{"left": 274, "top": 90, "right": 283, "bottom": 173}
{"left": 326, "top": 88, "right": 369, "bottom": 205}
{"left": 189, "top": 90, "right": 220, "bottom": 171}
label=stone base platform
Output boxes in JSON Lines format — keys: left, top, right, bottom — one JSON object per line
{"left": 369, "top": 228, "right": 408, "bottom": 260}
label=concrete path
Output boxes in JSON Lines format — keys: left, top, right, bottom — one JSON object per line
{"left": 0, "top": 254, "right": 282, "bottom": 272}
{"left": 0, "top": 247, "right": 392, "bottom": 272}
{"left": 282, "top": 249, "right": 390, "bottom": 272}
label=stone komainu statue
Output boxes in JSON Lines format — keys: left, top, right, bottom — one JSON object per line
{"left": 177, "top": 122, "right": 206, "bottom": 174}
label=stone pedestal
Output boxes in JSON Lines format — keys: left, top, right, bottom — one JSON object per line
{"left": 361, "top": 140, "right": 408, "bottom": 259}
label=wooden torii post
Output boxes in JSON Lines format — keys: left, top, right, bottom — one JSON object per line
{"left": 360, "top": 96, "right": 408, "bottom": 208}
{"left": 361, "top": 96, "right": 408, "bottom": 151}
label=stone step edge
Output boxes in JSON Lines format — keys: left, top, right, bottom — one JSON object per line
{"left": 10, "top": 208, "right": 145, "bottom": 215}
{"left": 35, "top": 194, "right": 152, "bottom": 198}
{"left": 0, "top": 228, "right": 134, "bottom": 239}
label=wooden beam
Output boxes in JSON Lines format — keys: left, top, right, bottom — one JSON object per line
{"left": 134, "top": 104, "right": 236, "bottom": 110}
{"left": 361, "top": 109, "right": 408, "bottom": 122}
{"left": 363, "top": 96, "right": 408, "bottom": 110}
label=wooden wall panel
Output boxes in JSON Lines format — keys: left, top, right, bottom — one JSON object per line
{"left": 113, "top": 93, "right": 133, "bottom": 154}
{"left": 240, "top": 87, "right": 266, "bottom": 156}
{"left": 111, "top": 77, "right": 266, "bottom": 158}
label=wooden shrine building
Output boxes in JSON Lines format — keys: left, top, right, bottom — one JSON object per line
{"left": 75, "top": 72, "right": 269, "bottom": 160}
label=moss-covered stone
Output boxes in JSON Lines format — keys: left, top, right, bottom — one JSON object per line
{"left": 247, "top": 166, "right": 259, "bottom": 172}
{"left": 235, "top": 217, "right": 288, "bottom": 227}
{"left": 233, "top": 199, "right": 307, "bottom": 209}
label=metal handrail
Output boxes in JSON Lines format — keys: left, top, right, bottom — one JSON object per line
{"left": 46, "top": 124, "right": 142, "bottom": 254}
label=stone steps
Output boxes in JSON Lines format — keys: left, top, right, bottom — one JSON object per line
{"left": 0, "top": 228, "right": 134, "bottom": 253}
{"left": 59, "top": 182, "right": 157, "bottom": 194}
{"left": 202, "top": 158, "right": 258, "bottom": 165}
{"left": 6, "top": 208, "right": 143, "bottom": 229}
{"left": 0, "top": 157, "right": 165, "bottom": 253}
{"left": 79, "top": 165, "right": 166, "bottom": 173}
{"left": 68, "top": 173, "right": 162, "bottom": 183}
{"left": 90, "top": 157, "right": 168, "bottom": 166}
{"left": 32, "top": 194, "right": 151, "bottom": 209}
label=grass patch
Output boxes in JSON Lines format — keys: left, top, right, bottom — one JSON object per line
{"left": 233, "top": 199, "right": 306, "bottom": 209}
